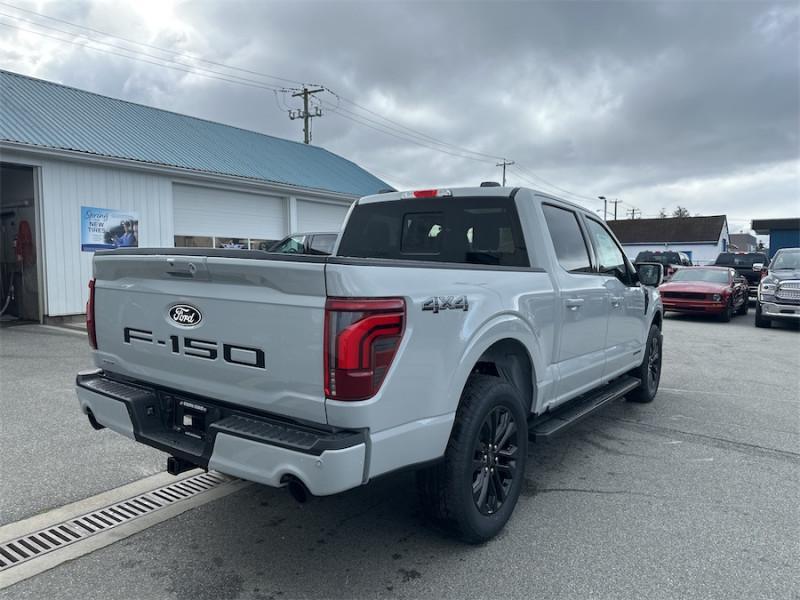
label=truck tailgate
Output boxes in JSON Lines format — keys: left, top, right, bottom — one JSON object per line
{"left": 92, "top": 252, "right": 327, "bottom": 424}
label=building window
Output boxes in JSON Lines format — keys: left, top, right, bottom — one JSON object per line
{"left": 175, "top": 235, "right": 279, "bottom": 251}
{"left": 174, "top": 235, "right": 213, "bottom": 248}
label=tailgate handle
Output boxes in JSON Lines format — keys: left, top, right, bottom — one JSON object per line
{"left": 165, "top": 257, "right": 201, "bottom": 278}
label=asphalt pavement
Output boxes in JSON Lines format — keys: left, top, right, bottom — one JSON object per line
{"left": 0, "top": 325, "right": 163, "bottom": 525}
{"left": 1, "top": 311, "right": 798, "bottom": 599}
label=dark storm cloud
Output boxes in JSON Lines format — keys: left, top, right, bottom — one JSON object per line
{"left": 2, "top": 0, "right": 798, "bottom": 220}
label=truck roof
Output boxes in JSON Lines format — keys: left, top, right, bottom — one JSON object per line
{"left": 358, "top": 186, "right": 593, "bottom": 215}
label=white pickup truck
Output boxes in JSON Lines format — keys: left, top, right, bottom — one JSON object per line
{"left": 76, "top": 186, "right": 664, "bottom": 542}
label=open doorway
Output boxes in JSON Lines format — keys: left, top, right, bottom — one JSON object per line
{"left": 0, "top": 163, "right": 40, "bottom": 323}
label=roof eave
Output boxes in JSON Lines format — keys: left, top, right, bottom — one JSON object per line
{"left": 0, "top": 140, "right": 360, "bottom": 202}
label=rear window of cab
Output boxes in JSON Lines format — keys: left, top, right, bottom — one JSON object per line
{"left": 337, "top": 196, "right": 530, "bottom": 267}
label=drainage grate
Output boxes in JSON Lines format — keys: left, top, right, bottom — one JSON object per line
{"left": 0, "top": 471, "right": 234, "bottom": 572}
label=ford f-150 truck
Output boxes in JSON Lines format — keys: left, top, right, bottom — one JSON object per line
{"left": 76, "top": 186, "right": 664, "bottom": 542}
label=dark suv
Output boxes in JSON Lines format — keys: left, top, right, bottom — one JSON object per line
{"left": 634, "top": 250, "right": 692, "bottom": 278}
{"left": 713, "top": 252, "right": 769, "bottom": 303}
{"left": 755, "top": 248, "right": 800, "bottom": 328}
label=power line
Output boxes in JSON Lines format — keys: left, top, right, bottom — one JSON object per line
{"left": 0, "top": 1, "right": 313, "bottom": 87}
{"left": 320, "top": 100, "right": 500, "bottom": 163}
{"left": 1, "top": 3, "right": 621, "bottom": 203}
{"left": 2, "top": 1, "right": 509, "bottom": 165}
{"left": 324, "top": 88, "right": 506, "bottom": 162}
{"left": 321, "top": 101, "right": 503, "bottom": 163}
{"left": 0, "top": 19, "right": 295, "bottom": 93}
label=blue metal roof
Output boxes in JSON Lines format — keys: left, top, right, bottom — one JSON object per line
{"left": 0, "top": 69, "right": 389, "bottom": 196}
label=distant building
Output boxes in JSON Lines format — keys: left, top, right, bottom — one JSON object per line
{"left": 608, "top": 215, "right": 729, "bottom": 265}
{"left": 0, "top": 69, "right": 389, "bottom": 322}
{"left": 751, "top": 218, "right": 800, "bottom": 258}
{"left": 729, "top": 233, "right": 758, "bottom": 252}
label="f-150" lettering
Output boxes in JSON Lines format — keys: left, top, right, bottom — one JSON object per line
{"left": 123, "top": 327, "right": 265, "bottom": 369}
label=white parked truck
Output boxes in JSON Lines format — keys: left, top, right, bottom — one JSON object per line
{"left": 76, "top": 186, "right": 664, "bottom": 542}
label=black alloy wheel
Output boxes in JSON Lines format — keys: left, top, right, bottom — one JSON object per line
{"left": 646, "top": 332, "right": 662, "bottom": 392}
{"left": 471, "top": 406, "right": 520, "bottom": 516}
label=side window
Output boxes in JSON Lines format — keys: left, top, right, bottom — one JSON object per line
{"left": 542, "top": 205, "right": 592, "bottom": 273}
{"left": 308, "top": 234, "right": 336, "bottom": 255}
{"left": 584, "top": 218, "right": 629, "bottom": 283}
{"left": 273, "top": 235, "right": 306, "bottom": 253}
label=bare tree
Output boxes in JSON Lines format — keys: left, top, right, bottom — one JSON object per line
{"left": 658, "top": 208, "right": 668, "bottom": 218}
{"left": 672, "top": 206, "right": 691, "bottom": 218}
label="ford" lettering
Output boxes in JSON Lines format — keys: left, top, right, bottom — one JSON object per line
{"left": 169, "top": 304, "right": 202, "bottom": 326}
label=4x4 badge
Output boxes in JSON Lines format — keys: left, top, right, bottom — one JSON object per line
{"left": 422, "top": 296, "right": 469, "bottom": 314}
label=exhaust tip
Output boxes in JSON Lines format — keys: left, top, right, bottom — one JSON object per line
{"left": 86, "top": 409, "right": 105, "bottom": 431}
{"left": 285, "top": 477, "right": 310, "bottom": 504}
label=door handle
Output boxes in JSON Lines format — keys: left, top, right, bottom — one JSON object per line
{"left": 565, "top": 298, "right": 584, "bottom": 311}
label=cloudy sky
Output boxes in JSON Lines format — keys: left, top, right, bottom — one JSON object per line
{"left": 1, "top": 0, "right": 798, "bottom": 231}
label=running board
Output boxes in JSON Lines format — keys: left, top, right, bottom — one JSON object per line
{"left": 529, "top": 376, "right": 641, "bottom": 440}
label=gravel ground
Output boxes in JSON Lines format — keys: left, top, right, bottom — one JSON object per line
{"left": 1, "top": 311, "right": 798, "bottom": 599}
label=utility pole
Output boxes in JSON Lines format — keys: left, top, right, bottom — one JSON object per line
{"left": 628, "top": 207, "right": 641, "bottom": 219}
{"left": 496, "top": 160, "right": 514, "bottom": 186}
{"left": 611, "top": 198, "right": 621, "bottom": 220}
{"left": 289, "top": 87, "right": 325, "bottom": 144}
{"left": 598, "top": 196, "right": 607, "bottom": 220}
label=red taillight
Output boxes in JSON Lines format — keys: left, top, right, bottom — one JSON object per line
{"left": 412, "top": 189, "right": 439, "bottom": 198}
{"left": 86, "top": 278, "right": 97, "bottom": 349}
{"left": 324, "top": 298, "right": 405, "bottom": 401}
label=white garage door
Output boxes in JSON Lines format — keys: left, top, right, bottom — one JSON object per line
{"left": 297, "top": 199, "right": 350, "bottom": 233}
{"left": 173, "top": 184, "right": 286, "bottom": 240}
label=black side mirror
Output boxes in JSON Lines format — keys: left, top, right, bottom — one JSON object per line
{"left": 637, "top": 262, "right": 664, "bottom": 287}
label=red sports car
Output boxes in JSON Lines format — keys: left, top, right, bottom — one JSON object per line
{"left": 659, "top": 266, "right": 749, "bottom": 321}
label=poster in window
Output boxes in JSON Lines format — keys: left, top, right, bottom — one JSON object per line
{"left": 81, "top": 206, "right": 139, "bottom": 252}
{"left": 216, "top": 237, "right": 247, "bottom": 249}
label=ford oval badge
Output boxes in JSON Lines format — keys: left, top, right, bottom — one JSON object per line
{"left": 169, "top": 304, "right": 202, "bottom": 326}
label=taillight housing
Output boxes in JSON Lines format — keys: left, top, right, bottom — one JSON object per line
{"left": 324, "top": 298, "right": 405, "bottom": 401}
{"left": 86, "top": 278, "right": 97, "bottom": 349}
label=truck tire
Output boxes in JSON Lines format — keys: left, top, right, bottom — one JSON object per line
{"left": 416, "top": 374, "right": 528, "bottom": 544}
{"left": 626, "top": 323, "right": 662, "bottom": 403}
{"left": 755, "top": 303, "right": 771, "bottom": 328}
{"left": 736, "top": 298, "right": 748, "bottom": 316}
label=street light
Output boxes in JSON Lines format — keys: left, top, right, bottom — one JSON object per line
{"left": 598, "top": 196, "right": 607, "bottom": 221}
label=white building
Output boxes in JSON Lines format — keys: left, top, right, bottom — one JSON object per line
{"left": 608, "top": 215, "right": 730, "bottom": 266}
{"left": 0, "top": 70, "right": 389, "bottom": 323}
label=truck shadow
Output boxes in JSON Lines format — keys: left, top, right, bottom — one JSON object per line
{"left": 134, "top": 419, "right": 636, "bottom": 600}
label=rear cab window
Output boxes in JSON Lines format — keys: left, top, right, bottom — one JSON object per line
{"left": 541, "top": 204, "right": 592, "bottom": 273}
{"left": 337, "top": 196, "right": 530, "bottom": 267}
{"left": 715, "top": 253, "right": 768, "bottom": 267}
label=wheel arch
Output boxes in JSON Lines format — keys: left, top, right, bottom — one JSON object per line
{"left": 471, "top": 339, "right": 535, "bottom": 414}
{"left": 448, "top": 314, "right": 543, "bottom": 418}
{"left": 652, "top": 309, "right": 663, "bottom": 330}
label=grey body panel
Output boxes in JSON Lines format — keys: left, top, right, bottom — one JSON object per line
{"left": 92, "top": 254, "right": 328, "bottom": 423}
{"left": 82, "top": 186, "right": 663, "bottom": 489}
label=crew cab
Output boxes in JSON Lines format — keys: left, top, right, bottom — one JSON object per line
{"left": 713, "top": 252, "right": 769, "bottom": 303}
{"left": 76, "top": 187, "right": 664, "bottom": 542}
{"left": 755, "top": 247, "right": 800, "bottom": 328}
